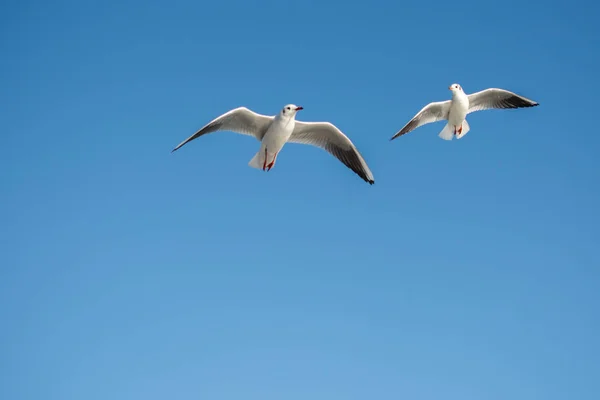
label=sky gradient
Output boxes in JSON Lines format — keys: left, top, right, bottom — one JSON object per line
{"left": 1, "top": 1, "right": 599, "bottom": 399}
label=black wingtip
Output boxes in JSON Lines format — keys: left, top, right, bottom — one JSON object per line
{"left": 390, "top": 131, "right": 405, "bottom": 141}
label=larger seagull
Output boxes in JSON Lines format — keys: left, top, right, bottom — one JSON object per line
{"left": 171, "top": 105, "right": 375, "bottom": 184}
{"left": 390, "top": 84, "right": 539, "bottom": 141}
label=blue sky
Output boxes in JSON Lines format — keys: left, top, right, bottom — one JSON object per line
{"left": 1, "top": 0, "right": 599, "bottom": 399}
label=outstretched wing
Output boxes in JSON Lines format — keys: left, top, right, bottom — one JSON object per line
{"left": 289, "top": 121, "right": 375, "bottom": 185}
{"left": 467, "top": 88, "right": 539, "bottom": 114}
{"left": 171, "top": 107, "right": 274, "bottom": 152}
{"left": 390, "top": 100, "right": 452, "bottom": 140}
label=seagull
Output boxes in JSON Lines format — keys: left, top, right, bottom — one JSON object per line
{"left": 390, "top": 84, "right": 539, "bottom": 141}
{"left": 171, "top": 104, "right": 375, "bottom": 184}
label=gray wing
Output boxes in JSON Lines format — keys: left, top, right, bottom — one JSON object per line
{"left": 289, "top": 121, "right": 375, "bottom": 185}
{"left": 171, "top": 107, "right": 274, "bottom": 152}
{"left": 467, "top": 88, "right": 539, "bottom": 114}
{"left": 390, "top": 100, "right": 452, "bottom": 140}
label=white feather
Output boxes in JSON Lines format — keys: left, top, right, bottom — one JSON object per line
{"left": 455, "top": 119, "right": 471, "bottom": 139}
{"left": 438, "top": 123, "right": 454, "bottom": 141}
{"left": 248, "top": 151, "right": 264, "bottom": 169}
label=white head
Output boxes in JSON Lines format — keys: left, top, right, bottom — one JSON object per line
{"left": 280, "top": 104, "right": 303, "bottom": 118}
{"left": 448, "top": 83, "right": 463, "bottom": 95}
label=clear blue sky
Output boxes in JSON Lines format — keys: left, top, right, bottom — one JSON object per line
{"left": 1, "top": 1, "right": 598, "bottom": 399}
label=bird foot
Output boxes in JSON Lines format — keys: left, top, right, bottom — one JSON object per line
{"left": 266, "top": 152, "right": 277, "bottom": 171}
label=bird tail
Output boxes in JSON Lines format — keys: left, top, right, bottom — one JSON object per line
{"left": 438, "top": 120, "right": 471, "bottom": 140}
{"left": 455, "top": 119, "right": 470, "bottom": 139}
{"left": 438, "top": 123, "right": 454, "bottom": 141}
{"left": 248, "top": 150, "right": 264, "bottom": 170}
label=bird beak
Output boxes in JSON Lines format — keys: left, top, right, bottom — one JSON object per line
{"left": 448, "top": 85, "right": 452, "bottom": 90}
{"left": 295, "top": 106, "right": 303, "bottom": 111}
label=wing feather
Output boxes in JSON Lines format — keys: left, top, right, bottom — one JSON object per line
{"left": 467, "top": 88, "right": 539, "bottom": 114}
{"left": 171, "top": 107, "right": 273, "bottom": 152}
{"left": 390, "top": 100, "right": 451, "bottom": 140}
{"left": 289, "top": 121, "right": 375, "bottom": 184}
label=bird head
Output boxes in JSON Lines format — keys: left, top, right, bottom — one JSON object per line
{"left": 280, "top": 104, "right": 303, "bottom": 118}
{"left": 448, "top": 83, "right": 463, "bottom": 94}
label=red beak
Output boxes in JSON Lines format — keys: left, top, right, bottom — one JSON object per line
{"left": 448, "top": 85, "right": 452, "bottom": 90}
{"left": 295, "top": 106, "right": 303, "bottom": 111}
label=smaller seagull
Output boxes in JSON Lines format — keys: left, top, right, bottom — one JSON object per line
{"left": 171, "top": 105, "right": 375, "bottom": 184}
{"left": 390, "top": 84, "right": 539, "bottom": 141}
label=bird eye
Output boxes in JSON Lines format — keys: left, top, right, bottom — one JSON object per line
{"left": 286, "top": 107, "right": 290, "bottom": 110}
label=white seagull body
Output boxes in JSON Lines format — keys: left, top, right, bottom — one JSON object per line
{"left": 390, "top": 83, "right": 539, "bottom": 141}
{"left": 171, "top": 104, "right": 375, "bottom": 184}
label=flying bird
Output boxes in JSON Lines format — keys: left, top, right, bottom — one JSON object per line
{"left": 390, "top": 84, "right": 539, "bottom": 141}
{"left": 171, "top": 105, "right": 375, "bottom": 184}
